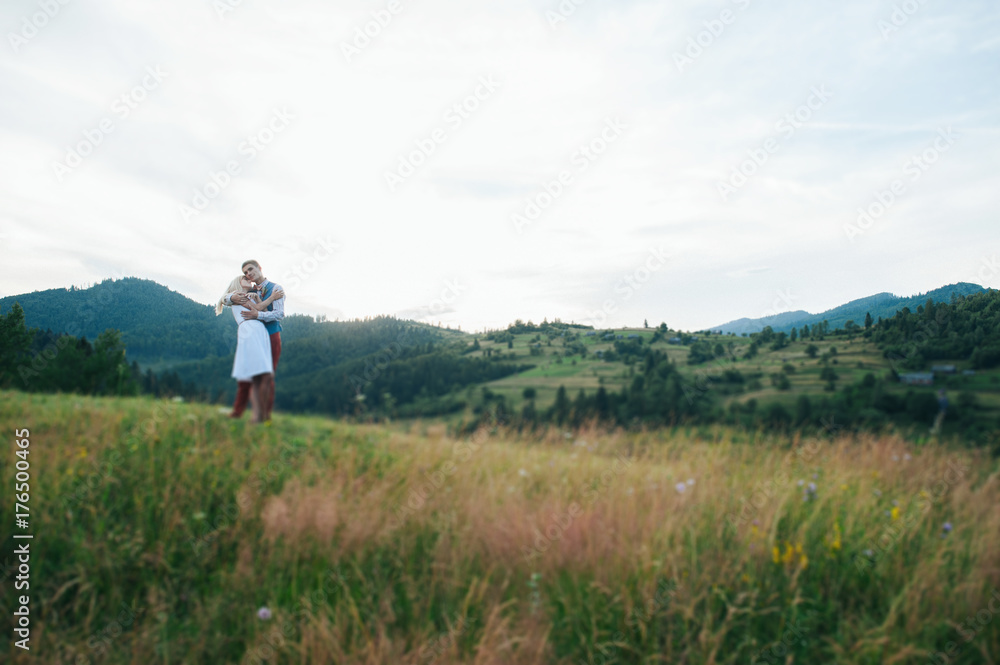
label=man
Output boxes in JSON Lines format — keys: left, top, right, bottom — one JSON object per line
{"left": 227, "top": 260, "right": 284, "bottom": 420}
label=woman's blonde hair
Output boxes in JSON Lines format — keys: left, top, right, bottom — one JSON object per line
{"left": 216, "top": 275, "right": 252, "bottom": 316}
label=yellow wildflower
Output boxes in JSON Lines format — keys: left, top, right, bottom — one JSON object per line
{"left": 831, "top": 523, "right": 842, "bottom": 551}
{"left": 840, "top": 484, "right": 848, "bottom": 491}
{"left": 891, "top": 506, "right": 900, "bottom": 521}
{"left": 772, "top": 546, "right": 780, "bottom": 564}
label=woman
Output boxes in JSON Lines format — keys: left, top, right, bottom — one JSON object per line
{"left": 217, "top": 276, "right": 284, "bottom": 423}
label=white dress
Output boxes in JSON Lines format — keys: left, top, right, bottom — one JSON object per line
{"left": 230, "top": 303, "right": 273, "bottom": 381}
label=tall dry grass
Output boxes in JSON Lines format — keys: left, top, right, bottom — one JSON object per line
{"left": 1, "top": 390, "right": 997, "bottom": 664}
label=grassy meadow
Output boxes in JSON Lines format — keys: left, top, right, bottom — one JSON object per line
{"left": 2, "top": 390, "right": 999, "bottom": 664}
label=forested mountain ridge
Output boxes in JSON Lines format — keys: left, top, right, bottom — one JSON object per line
{"left": 873, "top": 288, "right": 1000, "bottom": 370}
{"left": 0, "top": 278, "right": 231, "bottom": 365}
{"left": 0, "top": 277, "right": 460, "bottom": 368}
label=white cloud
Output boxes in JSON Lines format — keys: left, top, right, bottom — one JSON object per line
{"left": 2, "top": 0, "right": 998, "bottom": 328}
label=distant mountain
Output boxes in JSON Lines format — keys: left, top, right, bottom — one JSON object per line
{"left": 709, "top": 310, "right": 811, "bottom": 337}
{"left": 710, "top": 283, "right": 988, "bottom": 335}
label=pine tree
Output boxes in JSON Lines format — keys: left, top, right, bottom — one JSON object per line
{"left": 553, "top": 385, "right": 569, "bottom": 425}
{"left": 595, "top": 386, "right": 610, "bottom": 420}
{"left": 0, "top": 303, "right": 34, "bottom": 388}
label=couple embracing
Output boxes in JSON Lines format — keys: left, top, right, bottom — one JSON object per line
{"left": 215, "top": 260, "right": 285, "bottom": 423}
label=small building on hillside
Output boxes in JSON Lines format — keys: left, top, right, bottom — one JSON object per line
{"left": 668, "top": 337, "right": 683, "bottom": 345}
{"left": 962, "top": 369, "right": 976, "bottom": 376}
{"left": 899, "top": 372, "right": 934, "bottom": 386}
{"left": 932, "top": 364, "right": 957, "bottom": 374}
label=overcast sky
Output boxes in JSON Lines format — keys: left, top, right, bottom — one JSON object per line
{"left": 2, "top": 0, "right": 998, "bottom": 332}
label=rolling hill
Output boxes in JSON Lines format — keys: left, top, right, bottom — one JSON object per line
{"left": 4, "top": 278, "right": 998, "bottom": 439}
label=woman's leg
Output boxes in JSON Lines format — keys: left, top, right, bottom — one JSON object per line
{"left": 230, "top": 381, "right": 253, "bottom": 418}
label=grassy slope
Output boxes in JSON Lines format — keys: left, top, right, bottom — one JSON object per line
{"left": 2, "top": 390, "right": 999, "bottom": 664}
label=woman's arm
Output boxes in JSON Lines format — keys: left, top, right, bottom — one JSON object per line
{"left": 246, "top": 289, "right": 284, "bottom": 311}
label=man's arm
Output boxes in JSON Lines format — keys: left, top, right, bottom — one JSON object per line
{"left": 256, "top": 282, "right": 285, "bottom": 323}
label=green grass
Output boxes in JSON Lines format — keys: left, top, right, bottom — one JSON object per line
{"left": 2, "top": 390, "right": 999, "bottom": 664}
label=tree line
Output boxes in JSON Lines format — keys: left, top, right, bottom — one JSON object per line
{"left": 0, "top": 303, "right": 137, "bottom": 396}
